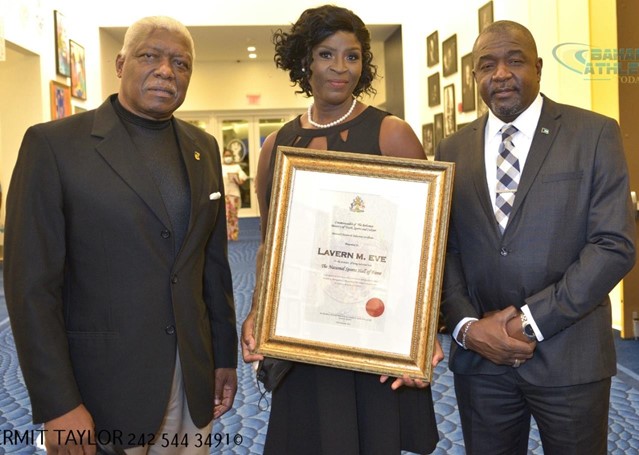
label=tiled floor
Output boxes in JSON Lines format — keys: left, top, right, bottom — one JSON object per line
{"left": 0, "top": 218, "right": 637, "bottom": 454}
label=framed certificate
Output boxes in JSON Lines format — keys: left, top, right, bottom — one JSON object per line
{"left": 254, "top": 147, "right": 454, "bottom": 381}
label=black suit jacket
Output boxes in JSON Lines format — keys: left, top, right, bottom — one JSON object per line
{"left": 4, "top": 96, "right": 237, "bottom": 437}
{"left": 435, "top": 96, "right": 635, "bottom": 386}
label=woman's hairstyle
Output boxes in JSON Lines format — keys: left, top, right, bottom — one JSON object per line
{"left": 119, "top": 16, "right": 195, "bottom": 61}
{"left": 272, "top": 5, "right": 377, "bottom": 97}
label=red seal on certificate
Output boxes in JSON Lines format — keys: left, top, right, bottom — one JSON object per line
{"left": 365, "top": 298, "right": 385, "bottom": 317}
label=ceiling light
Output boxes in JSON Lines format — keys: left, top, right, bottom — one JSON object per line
{"left": 247, "top": 46, "right": 256, "bottom": 52}
{"left": 248, "top": 53, "right": 257, "bottom": 59}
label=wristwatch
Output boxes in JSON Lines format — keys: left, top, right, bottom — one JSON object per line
{"left": 520, "top": 312, "right": 537, "bottom": 341}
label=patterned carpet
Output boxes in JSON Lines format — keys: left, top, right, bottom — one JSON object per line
{"left": 0, "top": 217, "right": 638, "bottom": 454}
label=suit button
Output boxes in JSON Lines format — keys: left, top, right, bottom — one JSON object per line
{"left": 171, "top": 275, "right": 179, "bottom": 284}
{"left": 161, "top": 230, "right": 171, "bottom": 239}
{"left": 500, "top": 248, "right": 508, "bottom": 256}
{"left": 165, "top": 325, "right": 176, "bottom": 335}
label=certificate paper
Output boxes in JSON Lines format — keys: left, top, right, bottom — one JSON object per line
{"left": 277, "top": 172, "right": 428, "bottom": 356}
{"left": 255, "top": 147, "right": 454, "bottom": 380}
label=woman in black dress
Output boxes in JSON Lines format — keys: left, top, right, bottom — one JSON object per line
{"left": 241, "top": 5, "right": 443, "bottom": 454}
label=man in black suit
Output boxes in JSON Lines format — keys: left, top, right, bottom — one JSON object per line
{"left": 436, "top": 20, "right": 635, "bottom": 454}
{"left": 4, "top": 16, "right": 237, "bottom": 454}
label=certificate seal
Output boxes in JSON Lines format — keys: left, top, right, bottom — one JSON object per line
{"left": 365, "top": 298, "right": 385, "bottom": 317}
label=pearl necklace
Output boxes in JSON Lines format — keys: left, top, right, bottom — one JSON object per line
{"left": 307, "top": 97, "right": 357, "bottom": 129}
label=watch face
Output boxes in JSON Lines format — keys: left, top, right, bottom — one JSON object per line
{"left": 524, "top": 324, "right": 535, "bottom": 337}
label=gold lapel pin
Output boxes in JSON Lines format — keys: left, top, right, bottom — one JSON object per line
{"left": 541, "top": 127, "right": 550, "bottom": 135}
{"left": 194, "top": 151, "right": 201, "bottom": 160}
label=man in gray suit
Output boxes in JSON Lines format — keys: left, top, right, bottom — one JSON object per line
{"left": 436, "top": 20, "right": 635, "bottom": 454}
{"left": 4, "top": 16, "right": 237, "bottom": 454}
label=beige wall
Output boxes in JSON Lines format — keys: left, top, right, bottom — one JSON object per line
{"left": 0, "top": 0, "right": 621, "bottom": 247}
{"left": 0, "top": 0, "right": 619, "bottom": 204}
{"left": 0, "top": 44, "right": 42, "bottom": 247}
{"left": 0, "top": 0, "right": 609, "bottom": 220}
{"left": 96, "top": 12, "right": 387, "bottom": 112}
{"left": 420, "top": 0, "right": 598, "bottom": 129}
{"left": 1, "top": 0, "right": 607, "bottom": 145}
{"left": 589, "top": 0, "right": 623, "bottom": 330}
{"left": 590, "top": 0, "right": 620, "bottom": 120}
{"left": 179, "top": 40, "right": 386, "bottom": 113}
{"left": 100, "top": 29, "right": 120, "bottom": 101}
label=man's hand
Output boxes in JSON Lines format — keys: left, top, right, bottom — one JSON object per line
{"left": 44, "top": 404, "right": 95, "bottom": 455}
{"left": 465, "top": 306, "right": 536, "bottom": 366}
{"left": 241, "top": 310, "right": 264, "bottom": 363}
{"left": 213, "top": 368, "right": 237, "bottom": 419}
{"left": 380, "top": 337, "right": 445, "bottom": 390}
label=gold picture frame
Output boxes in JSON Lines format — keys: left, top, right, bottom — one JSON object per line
{"left": 254, "top": 147, "right": 454, "bottom": 381}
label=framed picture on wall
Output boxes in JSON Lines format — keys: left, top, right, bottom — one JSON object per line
{"left": 442, "top": 34, "right": 458, "bottom": 77}
{"left": 427, "top": 31, "right": 439, "bottom": 67}
{"left": 434, "top": 113, "right": 444, "bottom": 150}
{"left": 70, "top": 40, "right": 87, "bottom": 100}
{"left": 443, "top": 84, "right": 456, "bottom": 137}
{"left": 226, "top": 138, "right": 247, "bottom": 163}
{"left": 461, "top": 53, "right": 476, "bottom": 112}
{"left": 477, "top": 88, "right": 489, "bottom": 117}
{"left": 54, "top": 10, "right": 70, "bottom": 77}
{"left": 479, "top": 1, "right": 494, "bottom": 33}
{"left": 422, "top": 123, "right": 434, "bottom": 157}
{"left": 50, "top": 80, "right": 72, "bottom": 120}
{"left": 428, "top": 72, "right": 441, "bottom": 107}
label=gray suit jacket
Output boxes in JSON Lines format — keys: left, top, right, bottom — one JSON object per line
{"left": 435, "top": 96, "right": 635, "bottom": 386}
{"left": 4, "top": 96, "right": 237, "bottom": 437}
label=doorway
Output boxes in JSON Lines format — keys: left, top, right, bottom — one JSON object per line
{"left": 177, "top": 111, "right": 302, "bottom": 217}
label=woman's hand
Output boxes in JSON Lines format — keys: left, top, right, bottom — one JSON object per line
{"left": 432, "top": 336, "right": 445, "bottom": 367}
{"left": 241, "top": 310, "right": 264, "bottom": 363}
{"left": 379, "top": 337, "right": 444, "bottom": 390}
{"left": 380, "top": 374, "right": 430, "bottom": 390}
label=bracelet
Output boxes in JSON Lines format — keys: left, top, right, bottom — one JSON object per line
{"left": 461, "top": 320, "right": 476, "bottom": 350}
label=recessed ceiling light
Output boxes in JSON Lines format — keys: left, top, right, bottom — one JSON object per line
{"left": 248, "top": 53, "right": 257, "bottom": 59}
{"left": 247, "top": 46, "right": 256, "bottom": 52}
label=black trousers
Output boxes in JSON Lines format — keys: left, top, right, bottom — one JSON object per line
{"left": 454, "top": 370, "right": 611, "bottom": 455}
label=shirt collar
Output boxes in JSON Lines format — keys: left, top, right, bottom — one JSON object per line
{"left": 486, "top": 93, "right": 544, "bottom": 141}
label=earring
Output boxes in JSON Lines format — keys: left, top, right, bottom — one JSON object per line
{"left": 301, "top": 68, "right": 306, "bottom": 73}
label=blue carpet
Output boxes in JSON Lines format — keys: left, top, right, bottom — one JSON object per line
{"left": 0, "top": 217, "right": 638, "bottom": 454}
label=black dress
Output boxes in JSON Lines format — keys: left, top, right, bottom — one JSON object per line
{"left": 262, "top": 107, "right": 440, "bottom": 455}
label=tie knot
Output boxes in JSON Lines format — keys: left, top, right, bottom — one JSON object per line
{"left": 500, "top": 124, "right": 518, "bottom": 141}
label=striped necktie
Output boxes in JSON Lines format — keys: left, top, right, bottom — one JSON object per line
{"left": 495, "top": 124, "right": 519, "bottom": 234}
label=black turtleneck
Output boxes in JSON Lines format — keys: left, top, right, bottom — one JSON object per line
{"left": 112, "top": 96, "right": 191, "bottom": 255}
